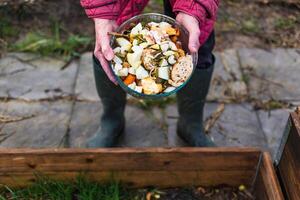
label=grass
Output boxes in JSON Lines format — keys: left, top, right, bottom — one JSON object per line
{"left": 10, "top": 21, "right": 92, "bottom": 61}
{"left": 240, "top": 18, "right": 260, "bottom": 34}
{"left": 0, "top": 176, "right": 136, "bottom": 200}
{"left": 274, "top": 16, "right": 298, "bottom": 30}
{"left": 253, "top": 99, "right": 291, "bottom": 110}
{"left": 143, "top": 0, "right": 164, "bottom": 14}
{"left": 0, "top": 18, "right": 18, "bottom": 38}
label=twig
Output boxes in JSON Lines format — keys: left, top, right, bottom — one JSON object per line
{"left": 108, "top": 32, "right": 129, "bottom": 39}
{"left": 249, "top": 72, "right": 285, "bottom": 88}
{"left": 204, "top": 103, "right": 225, "bottom": 133}
{"left": 0, "top": 114, "right": 35, "bottom": 123}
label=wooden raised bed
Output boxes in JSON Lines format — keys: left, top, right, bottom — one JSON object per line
{"left": 276, "top": 107, "right": 300, "bottom": 200}
{"left": 0, "top": 147, "right": 283, "bottom": 199}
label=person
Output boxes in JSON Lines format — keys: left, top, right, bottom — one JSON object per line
{"left": 80, "top": 0, "right": 219, "bottom": 147}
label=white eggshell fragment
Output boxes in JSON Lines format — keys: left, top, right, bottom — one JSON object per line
{"left": 160, "top": 42, "right": 169, "bottom": 52}
{"left": 131, "top": 45, "right": 144, "bottom": 53}
{"left": 128, "top": 82, "right": 136, "bottom": 90}
{"left": 128, "top": 66, "right": 137, "bottom": 75}
{"left": 132, "top": 39, "right": 138, "bottom": 46}
{"left": 140, "top": 29, "right": 149, "bottom": 36}
{"left": 116, "top": 67, "right": 128, "bottom": 77}
{"left": 131, "top": 23, "right": 143, "bottom": 35}
{"left": 113, "top": 63, "right": 122, "bottom": 73}
{"left": 164, "top": 86, "right": 176, "bottom": 93}
{"left": 113, "top": 55, "right": 123, "bottom": 64}
{"left": 139, "top": 42, "right": 149, "bottom": 48}
{"left": 159, "top": 22, "right": 172, "bottom": 30}
{"left": 148, "top": 22, "right": 159, "bottom": 27}
{"left": 134, "top": 86, "right": 143, "bottom": 93}
{"left": 163, "top": 50, "right": 175, "bottom": 56}
{"left": 113, "top": 47, "right": 121, "bottom": 53}
{"left": 135, "top": 66, "right": 149, "bottom": 80}
{"left": 159, "top": 59, "right": 168, "bottom": 67}
{"left": 116, "top": 37, "right": 131, "bottom": 47}
{"left": 158, "top": 66, "right": 170, "bottom": 80}
{"left": 127, "top": 53, "right": 142, "bottom": 68}
{"left": 169, "top": 41, "right": 178, "bottom": 51}
{"left": 168, "top": 55, "right": 176, "bottom": 65}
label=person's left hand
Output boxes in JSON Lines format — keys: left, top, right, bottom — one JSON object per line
{"left": 176, "top": 12, "right": 201, "bottom": 53}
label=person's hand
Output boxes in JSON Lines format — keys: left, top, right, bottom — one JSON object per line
{"left": 176, "top": 12, "right": 201, "bottom": 53}
{"left": 94, "top": 18, "right": 118, "bottom": 84}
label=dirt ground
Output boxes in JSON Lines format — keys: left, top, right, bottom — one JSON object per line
{"left": 0, "top": 0, "right": 299, "bottom": 53}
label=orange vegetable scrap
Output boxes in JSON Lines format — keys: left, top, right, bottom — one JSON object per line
{"left": 123, "top": 74, "right": 136, "bottom": 85}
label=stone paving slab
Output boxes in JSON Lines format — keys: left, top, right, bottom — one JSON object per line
{"left": 208, "top": 50, "right": 247, "bottom": 102}
{"left": 209, "top": 104, "right": 268, "bottom": 149}
{"left": 118, "top": 105, "right": 167, "bottom": 147}
{"left": 0, "top": 55, "right": 78, "bottom": 100}
{"left": 165, "top": 103, "right": 219, "bottom": 146}
{"left": 6, "top": 52, "right": 41, "bottom": 62}
{"left": 238, "top": 48, "right": 300, "bottom": 101}
{"left": 0, "top": 50, "right": 297, "bottom": 156}
{"left": 68, "top": 101, "right": 167, "bottom": 147}
{"left": 257, "top": 108, "right": 292, "bottom": 159}
{"left": 0, "top": 100, "right": 72, "bottom": 147}
{"left": 75, "top": 52, "right": 99, "bottom": 101}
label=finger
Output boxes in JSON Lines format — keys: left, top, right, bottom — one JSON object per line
{"left": 96, "top": 51, "right": 118, "bottom": 85}
{"left": 177, "top": 15, "right": 201, "bottom": 53}
{"left": 187, "top": 28, "right": 201, "bottom": 53}
{"left": 100, "top": 33, "right": 114, "bottom": 61}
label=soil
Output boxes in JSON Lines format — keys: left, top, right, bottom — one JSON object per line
{"left": 1, "top": 182, "right": 255, "bottom": 200}
{"left": 134, "top": 185, "right": 255, "bottom": 200}
{"left": 0, "top": 0, "right": 299, "bottom": 54}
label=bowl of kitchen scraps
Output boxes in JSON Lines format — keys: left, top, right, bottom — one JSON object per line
{"left": 109, "top": 13, "right": 198, "bottom": 99}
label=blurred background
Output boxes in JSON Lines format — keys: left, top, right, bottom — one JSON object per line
{"left": 0, "top": 0, "right": 299, "bottom": 59}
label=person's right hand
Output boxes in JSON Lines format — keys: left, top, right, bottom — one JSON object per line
{"left": 94, "top": 18, "right": 118, "bottom": 84}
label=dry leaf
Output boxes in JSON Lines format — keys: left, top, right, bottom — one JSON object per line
{"left": 204, "top": 104, "right": 225, "bottom": 133}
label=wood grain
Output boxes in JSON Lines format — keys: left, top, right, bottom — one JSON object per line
{"left": 278, "top": 112, "right": 300, "bottom": 200}
{"left": 255, "top": 152, "right": 284, "bottom": 200}
{"left": 0, "top": 147, "right": 260, "bottom": 189}
{"left": 0, "top": 147, "right": 284, "bottom": 199}
{"left": 0, "top": 147, "right": 260, "bottom": 172}
{"left": 0, "top": 170, "right": 256, "bottom": 189}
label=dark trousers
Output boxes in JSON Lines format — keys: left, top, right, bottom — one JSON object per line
{"left": 163, "top": 0, "right": 215, "bottom": 68}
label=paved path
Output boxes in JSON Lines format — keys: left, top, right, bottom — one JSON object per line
{"left": 0, "top": 49, "right": 299, "bottom": 160}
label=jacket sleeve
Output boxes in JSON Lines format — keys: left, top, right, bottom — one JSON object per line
{"left": 172, "top": 0, "right": 219, "bottom": 25}
{"left": 80, "top": 0, "right": 121, "bottom": 20}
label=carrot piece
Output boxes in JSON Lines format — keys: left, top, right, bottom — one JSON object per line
{"left": 123, "top": 62, "right": 130, "bottom": 68}
{"left": 123, "top": 74, "right": 136, "bottom": 85}
{"left": 170, "top": 35, "right": 178, "bottom": 43}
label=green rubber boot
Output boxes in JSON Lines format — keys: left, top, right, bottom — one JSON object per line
{"left": 86, "top": 55, "right": 126, "bottom": 148}
{"left": 176, "top": 65, "right": 216, "bottom": 147}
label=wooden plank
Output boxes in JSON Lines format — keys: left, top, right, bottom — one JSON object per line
{"left": 290, "top": 112, "right": 300, "bottom": 158}
{"left": 0, "top": 170, "right": 255, "bottom": 189}
{"left": 255, "top": 152, "right": 284, "bottom": 200}
{"left": 0, "top": 147, "right": 260, "bottom": 188}
{"left": 278, "top": 110, "right": 300, "bottom": 200}
{"left": 0, "top": 147, "right": 260, "bottom": 172}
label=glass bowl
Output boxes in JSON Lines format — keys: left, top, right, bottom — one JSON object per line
{"left": 110, "top": 13, "right": 198, "bottom": 99}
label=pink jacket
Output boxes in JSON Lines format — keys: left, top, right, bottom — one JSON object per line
{"left": 80, "top": 0, "right": 219, "bottom": 45}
